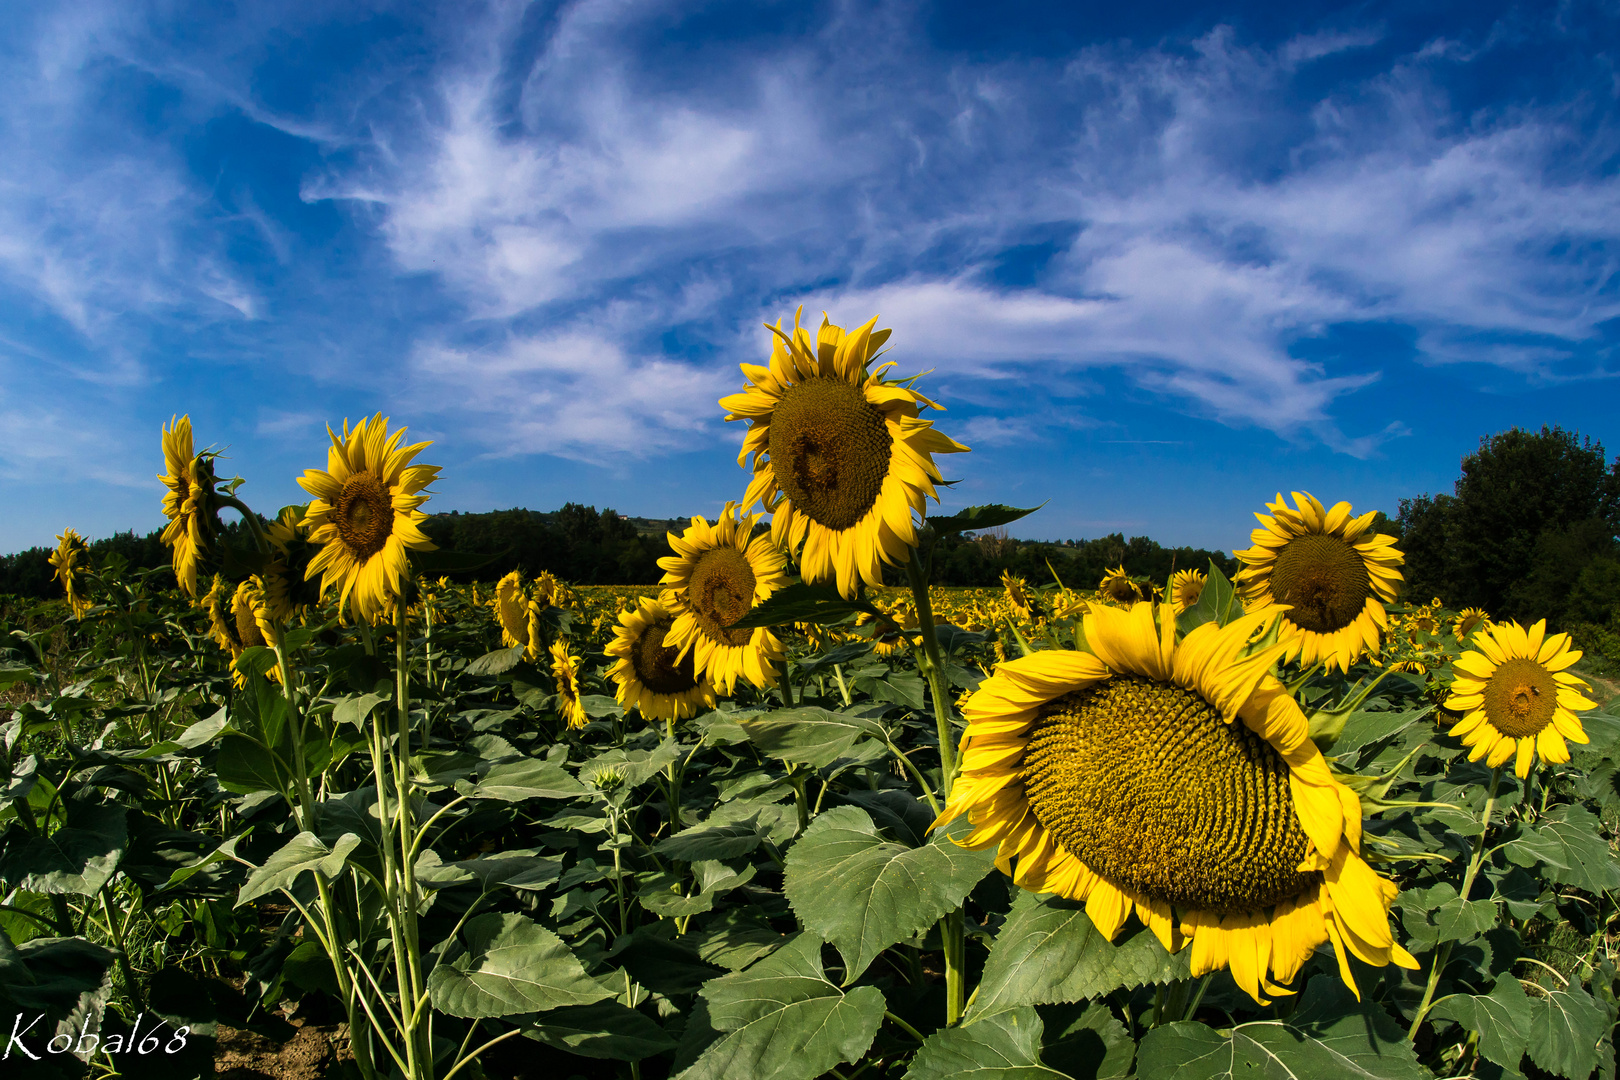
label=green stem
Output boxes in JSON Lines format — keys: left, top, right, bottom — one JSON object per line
{"left": 665, "top": 717, "right": 683, "bottom": 830}
{"left": 1408, "top": 767, "right": 1501, "bottom": 1040}
{"left": 941, "top": 908, "right": 966, "bottom": 1025}
{"left": 790, "top": 767, "right": 810, "bottom": 833}
{"left": 883, "top": 1010, "right": 927, "bottom": 1044}
{"left": 904, "top": 545, "right": 957, "bottom": 796}
{"left": 393, "top": 601, "right": 431, "bottom": 1079}
{"left": 99, "top": 886, "right": 146, "bottom": 1011}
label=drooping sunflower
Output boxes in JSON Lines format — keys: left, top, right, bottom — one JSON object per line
{"left": 1444, "top": 620, "right": 1596, "bottom": 777}
{"left": 1170, "top": 569, "right": 1207, "bottom": 614}
{"left": 1097, "top": 566, "right": 1144, "bottom": 607}
{"left": 1001, "top": 571, "right": 1039, "bottom": 622}
{"left": 936, "top": 602, "right": 1416, "bottom": 1004}
{"left": 493, "top": 571, "right": 542, "bottom": 661}
{"left": 158, "top": 415, "right": 217, "bottom": 597}
{"left": 550, "top": 639, "right": 589, "bottom": 729}
{"left": 261, "top": 507, "right": 322, "bottom": 624}
{"left": 1233, "top": 493, "right": 1404, "bottom": 672}
{"left": 1453, "top": 608, "right": 1490, "bottom": 644}
{"left": 721, "top": 309, "right": 969, "bottom": 598}
{"left": 659, "top": 504, "right": 788, "bottom": 695}
{"left": 606, "top": 596, "right": 717, "bottom": 722}
{"left": 49, "top": 529, "right": 91, "bottom": 618}
{"left": 297, "top": 414, "right": 440, "bottom": 623}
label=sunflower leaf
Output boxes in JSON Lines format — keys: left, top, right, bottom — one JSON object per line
{"left": 907, "top": 1006, "right": 1071, "bottom": 1079}
{"left": 523, "top": 1001, "right": 676, "bottom": 1062}
{"left": 926, "top": 503, "right": 1044, "bottom": 537}
{"left": 428, "top": 912, "right": 612, "bottom": 1018}
{"left": 1431, "top": 974, "right": 1532, "bottom": 1071}
{"left": 968, "top": 891, "right": 1191, "bottom": 1020}
{"left": 672, "top": 932, "right": 884, "bottom": 1080}
{"left": 1524, "top": 981, "right": 1609, "bottom": 1080}
{"left": 729, "top": 582, "right": 878, "bottom": 629}
{"left": 1177, "top": 561, "right": 1242, "bottom": 634}
{"left": 1502, "top": 804, "right": 1620, "bottom": 893}
{"left": 739, "top": 708, "right": 887, "bottom": 769}
{"left": 783, "top": 808, "right": 995, "bottom": 982}
{"left": 1136, "top": 975, "right": 1427, "bottom": 1080}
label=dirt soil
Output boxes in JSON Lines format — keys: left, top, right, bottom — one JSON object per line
{"left": 212, "top": 1013, "right": 345, "bottom": 1079}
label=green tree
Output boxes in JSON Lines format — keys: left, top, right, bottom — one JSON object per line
{"left": 1398, "top": 426, "right": 1620, "bottom": 625}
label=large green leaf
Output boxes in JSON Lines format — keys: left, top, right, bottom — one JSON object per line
{"left": 428, "top": 912, "right": 612, "bottom": 1018}
{"left": 729, "top": 582, "right": 878, "bottom": 629}
{"left": 1331, "top": 707, "right": 1431, "bottom": 759}
{"left": 906, "top": 1007, "right": 1069, "bottom": 1079}
{"left": 235, "top": 832, "right": 362, "bottom": 907}
{"left": 1431, "top": 974, "right": 1532, "bottom": 1071}
{"left": 0, "top": 800, "right": 127, "bottom": 896}
{"left": 968, "top": 891, "right": 1190, "bottom": 1021}
{"left": 524, "top": 1001, "right": 675, "bottom": 1061}
{"left": 1038, "top": 1002, "right": 1134, "bottom": 1080}
{"left": 784, "top": 808, "right": 994, "bottom": 981}
{"left": 1135, "top": 976, "right": 1427, "bottom": 1080}
{"left": 215, "top": 733, "right": 287, "bottom": 794}
{"left": 458, "top": 757, "right": 586, "bottom": 802}
{"left": 1175, "top": 561, "right": 1242, "bottom": 633}
{"left": 656, "top": 819, "right": 768, "bottom": 861}
{"left": 1525, "top": 982, "right": 1608, "bottom": 1080}
{"left": 739, "top": 708, "right": 887, "bottom": 769}
{"left": 674, "top": 933, "right": 885, "bottom": 1080}
{"left": 1503, "top": 804, "right": 1620, "bottom": 892}
{"left": 0, "top": 931, "right": 117, "bottom": 1017}
{"left": 927, "top": 504, "right": 1043, "bottom": 537}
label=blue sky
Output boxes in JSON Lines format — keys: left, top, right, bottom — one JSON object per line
{"left": 3, "top": 0, "right": 1618, "bottom": 556}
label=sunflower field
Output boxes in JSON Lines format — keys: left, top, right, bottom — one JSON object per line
{"left": 1, "top": 311, "right": 1617, "bottom": 1080}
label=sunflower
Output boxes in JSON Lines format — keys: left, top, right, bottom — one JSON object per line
{"left": 493, "top": 571, "right": 541, "bottom": 661}
{"left": 721, "top": 310, "right": 968, "bottom": 598}
{"left": 606, "top": 596, "right": 717, "bottom": 722}
{"left": 659, "top": 504, "right": 788, "bottom": 694}
{"left": 550, "top": 639, "right": 589, "bottom": 729}
{"left": 936, "top": 602, "right": 1416, "bottom": 1004}
{"left": 1233, "top": 493, "right": 1403, "bottom": 673}
{"left": 261, "top": 507, "right": 322, "bottom": 624}
{"left": 855, "top": 599, "right": 919, "bottom": 657}
{"left": 297, "top": 414, "right": 440, "bottom": 623}
{"left": 1097, "top": 566, "right": 1144, "bottom": 607}
{"left": 1453, "top": 608, "right": 1490, "bottom": 644}
{"left": 202, "top": 575, "right": 239, "bottom": 658}
{"left": 1443, "top": 620, "right": 1596, "bottom": 777}
{"left": 1001, "top": 571, "right": 1039, "bottom": 622}
{"left": 49, "top": 529, "right": 91, "bottom": 618}
{"left": 1170, "top": 569, "right": 1207, "bottom": 614}
{"left": 158, "top": 415, "right": 217, "bottom": 597}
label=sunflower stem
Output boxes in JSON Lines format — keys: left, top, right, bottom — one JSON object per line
{"left": 904, "top": 545, "right": 957, "bottom": 794}
{"left": 1407, "top": 767, "right": 1501, "bottom": 1040}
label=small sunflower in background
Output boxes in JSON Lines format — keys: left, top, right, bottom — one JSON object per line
{"left": 659, "top": 504, "right": 788, "bottom": 695}
{"left": 1444, "top": 620, "right": 1596, "bottom": 777}
{"left": 1169, "top": 569, "right": 1207, "bottom": 614}
{"left": 721, "top": 309, "right": 968, "bottom": 598}
{"left": 1097, "top": 566, "right": 1144, "bottom": 607}
{"left": 550, "top": 639, "right": 589, "bottom": 729}
{"left": 49, "top": 529, "right": 91, "bottom": 618}
{"left": 1453, "top": 607, "right": 1490, "bottom": 644}
{"left": 1001, "top": 570, "right": 1039, "bottom": 622}
{"left": 158, "top": 415, "right": 217, "bottom": 597}
{"left": 606, "top": 596, "right": 717, "bottom": 723}
{"left": 855, "top": 599, "right": 919, "bottom": 657}
{"left": 1233, "top": 492, "right": 1403, "bottom": 672}
{"left": 261, "top": 507, "right": 322, "bottom": 624}
{"left": 937, "top": 602, "right": 1415, "bottom": 1004}
{"left": 493, "top": 571, "right": 542, "bottom": 661}
{"left": 298, "top": 414, "right": 440, "bottom": 623}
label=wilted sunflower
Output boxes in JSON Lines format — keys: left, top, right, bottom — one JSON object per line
{"left": 493, "top": 571, "right": 543, "bottom": 661}
{"left": 1170, "top": 569, "right": 1207, "bottom": 614}
{"left": 1444, "top": 620, "right": 1596, "bottom": 777}
{"left": 1453, "top": 608, "right": 1490, "bottom": 644}
{"left": 158, "top": 415, "right": 217, "bottom": 597}
{"left": 937, "top": 602, "right": 1415, "bottom": 1004}
{"left": 659, "top": 504, "right": 787, "bottom": 694}
{"left": 1001, "top": 571, "right": 1039, "bottom": 622}
{"left": 550, "top": 639, "right": 589, "bottom": 729}
{"left": 1097, "top": 566, "right": 1144, "bottom": 607}
{"left": 606, "top": 596, "right": 717, "bottom": 722}
{"left": 1233, "top": 493, "right": 1403, "bottom": 672}
{"left": 721, "top": 310, "right": 968, "bottom": 598}
{"left": 49, "top": 529, "right": 91, "bottom": 618}
{"left": 261, "top": 507, "right": 322, "bottom": 624}
{"left": 855, "top": 599, "right": 919, "bottom": 657}
{"left": 297, "top": 414, "right": 440, "bottom": 623}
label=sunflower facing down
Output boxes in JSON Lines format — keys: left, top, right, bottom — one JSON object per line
{"left": 550, "top": 639, "right": 589, "bottom": 729}
{"left": 297, "top": 415, "right": 440, "bottom": 624}
{"left": 855, "top": 599, "right": 919, "bottom": 657}
{"left": 493, "top": 571, "right": 542, "bottom": 662}
{"left": 1170, "top": 569, "right": 1207, "bottom": 614}
{"left": 49, "top": 529, "right": 91, "bottom": 618}
{"left": 1444, "top": 620, "right": 1596, "bottom": 777}
{"left": 158, "top": 415, "right": 218, "bottom": 597}
{"left": 261, "top": 507, "right": 322, "bottom": 624}
{"left": 721, "top": 310, "right": 968, "bottom": 599}
{"left": 936, "top": 602, "right": 1416, "bottom": 1004}
{"left": 606, "top": 596, "right": 718, "bottom": 723}
{"left": 1233, "top": 493, "right": 1404, "bottom": 672}
{"left": 660, "top": 504, "right": 788, "bottom": 694}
